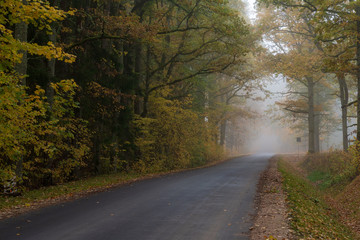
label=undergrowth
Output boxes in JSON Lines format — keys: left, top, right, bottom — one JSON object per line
{"left": 301, "top": 149, "right": 359, "bottom": 193}
{"left": 306, "top": 170, "right": 332, "bottom": 190}
{"left": 278, "top": 159, "right": 356, "bottom": 239}
{"left": 298, "top": 149, "right": 360, "bottom": 237}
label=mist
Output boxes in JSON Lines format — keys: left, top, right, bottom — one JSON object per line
{"left": 233, "top": 75, "right": 343, "bottom": 155}
{"left": 229, "top": 1, "right": 344, "bottom": 155}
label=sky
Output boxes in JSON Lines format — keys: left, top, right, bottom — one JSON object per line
{"left": 245, "top": 0, "right": 257, "bottom": 22}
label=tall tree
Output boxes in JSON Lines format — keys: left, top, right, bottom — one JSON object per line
{"left": 257, "top": 6, "right": 332, "bottom": 153}
{"left": 258, "top": 0, "right": 360, "bottom": 151}
{"left": 0, "top": 0, "right": 88, "bottom": 190}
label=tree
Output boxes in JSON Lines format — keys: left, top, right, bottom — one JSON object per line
{"left": 1, "top": 0, "right": 258, "bottom": 191}
{"left": 258, "top": 0, "right": 360, "bottom": 152}
{"left": 0, "top": 0, "right": 90, "bottom": 192}
{"left": 257, "top": 5, "right": 338, "bottom": 153}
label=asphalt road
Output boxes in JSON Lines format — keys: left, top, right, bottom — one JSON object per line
{"left": 0, "top": 154, "right": 272, "bottom": 240}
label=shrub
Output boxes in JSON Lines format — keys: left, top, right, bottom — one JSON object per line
{"left": 132, "top": 94, "right": 222, "bottom": 173}
{"left": 0, "top": 77, "right": 90, "bottom": 191}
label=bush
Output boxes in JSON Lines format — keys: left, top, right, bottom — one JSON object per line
{"left": 0, "top": 77, "right": 90, "bottom": 191}
{"left": 131, "top": 94, "right": 223, "bottom": 173}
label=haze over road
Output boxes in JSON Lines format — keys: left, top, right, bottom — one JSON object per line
{"left": 0, "top": 154, "right": 272, "bottom": 240}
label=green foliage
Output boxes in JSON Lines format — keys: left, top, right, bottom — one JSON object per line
{"left": 132, "top": 92, "right": 223, "bottom": 173}
{"left": 307, "top": 171, "right": 332, "bottom": 190}
{"left": 0, "top": 76, "right": 90, "bottom": 189}
{"left": 278, "top": 159, "right": 356, "bottom": 239}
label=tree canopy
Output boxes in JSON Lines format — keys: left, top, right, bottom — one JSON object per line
{"left": 3, "top": 0, "right": 360, "bottom": 194}
{"left": 0, "top": 0, "right": 261, "bottom": 193}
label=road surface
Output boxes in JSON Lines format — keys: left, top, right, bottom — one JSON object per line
{"left": 0, "top": 154, "right": 272, "bottom": 240}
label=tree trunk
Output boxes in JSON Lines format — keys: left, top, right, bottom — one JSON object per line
{"left": 123, "top": 43, "right": 134, "bottom": 75}
{"left": 47, "top": 27, "right": 57, "bottom": 106}
{"left": 133, "top": 0, "right": 145, "bottom": 115}
{"left": 14, "top": 15, "right": 28, "bottom": 86}
{"left": 314, "top": 90, "right": 320, "bottom": 153}
{"left": 220, "top": 120, "right": 226, "bottom": 146}
{"left": 141, "top": 94, "right": 148, "bottom": 118}
{"left": 46, "top": 28, "right": 56, "bottom": 182}
{"left": 118, "top": 42, "right": 124, "bottom": 74}
{"left": 338, "top": 73, "right": 349, "bottom": 151}
{"left": 141, "top": 44, "right": 151, "bottom": 117}
{"left": 314, "top": 113, "right": 320, "bottom": 152}
{"left": 219, "top": 93, "right": 227, "bottom": 146}
{"left": 307, "top": 77, "right": 315, "bottom": 153}
{"left": 14, "top": 0, "right": 28, "bottom": 185}
{"left": 356, "top": 5, "right": 360, "bottom": 141}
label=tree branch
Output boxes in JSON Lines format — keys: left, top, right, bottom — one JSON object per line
{"left": 66, "top": 34, "right": 125, "bottom": 50}
{"left": 342, "top": 100, "right": 357, "bottom": 109}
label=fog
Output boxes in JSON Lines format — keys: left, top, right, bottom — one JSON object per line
{"left": 237, "top": 75, "right": 343, "bottom": 154}
{"left": 243, "top": 77, "right": 302, "bottom": 154}
{"left": 238, "top": 1, "right": 299, "bottom": 154}
{"left": 230, "top": 1, "right": 343, "bottom": 154}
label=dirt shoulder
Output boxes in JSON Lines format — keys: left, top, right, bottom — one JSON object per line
{"left": 251, "top": 156, "right": 294, "bottom": 240}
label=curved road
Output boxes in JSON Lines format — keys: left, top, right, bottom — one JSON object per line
{"left": 0, "top": 154, "right": 272, "bottom": 240}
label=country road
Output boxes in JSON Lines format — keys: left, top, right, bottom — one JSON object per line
{"left": 0, "top": 154, "right": 272, "bottom": 240}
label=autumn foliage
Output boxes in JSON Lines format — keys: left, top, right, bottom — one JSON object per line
{"left": 0, "top": 0, "right": 256, "bottom": 193}
{"left": 132, "top": 92, "right": 222, "bottom": 173}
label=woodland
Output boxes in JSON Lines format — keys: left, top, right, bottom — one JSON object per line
{"left": 2, "top": 0, "right": 360, "bottom": 193}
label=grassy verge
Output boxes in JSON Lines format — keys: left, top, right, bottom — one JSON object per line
{"left": 278, "top": 158, "right": 356, "bottom": 239}
{"left": 298, "top": 151, "right": 360, "bottom": 236}
{"left": 0, "top": 172, "right": 143, "bottom": 211}
{"left": 306, "top": 170, "right": 332, "bottom": 190}
{"left": 301, "top": 151, "right": 357, "bottom": 194}
{"left": 0, "top": 154, "right": 238, "bottom": 214}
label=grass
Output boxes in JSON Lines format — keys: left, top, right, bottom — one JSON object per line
{"left": 278, "top": 158, "right": 357, "bottom": 239}
{"left": 307, "top": 170, "right": 333, "bottom": 190}
{"left": 0, "top": 172, "right": 142, "bottom": 211}
{"left": 300, "top": 151, "right": 357, "bottom": 193}
{"left": 288, "top": 151, "right": 360, "bottom": 238}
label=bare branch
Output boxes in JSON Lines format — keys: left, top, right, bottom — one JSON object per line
{"left": 342, "top": 100, "right": 357, "bottom": 109}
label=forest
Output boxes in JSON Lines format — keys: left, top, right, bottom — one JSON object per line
{"left": 2, "top": 0, "right": 360, "bottom": 194}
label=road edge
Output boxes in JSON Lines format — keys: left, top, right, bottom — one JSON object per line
{"left": 0, "top": 154, "right": 249, "bottom": 220}
{"left": 250, "top": 155, "right": 294, "bottom": 240}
